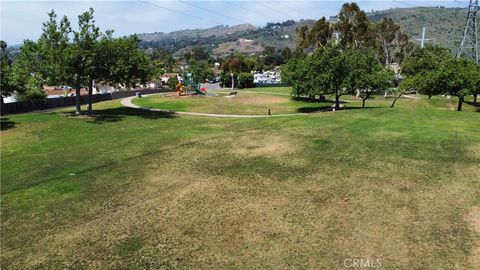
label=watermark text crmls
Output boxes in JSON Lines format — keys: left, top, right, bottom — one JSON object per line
{"left": 343, "top": 258, "right": 382, "bottom": 268}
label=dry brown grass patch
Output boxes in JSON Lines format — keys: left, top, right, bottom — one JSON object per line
{"left": 234, "top": 94, "right": 287, "bottom": 106}
{"left": 466, "top": 206, "right": 480, "bottom": 269}
{"left": 230, "top": 134, "right": 297, "bottom": 157}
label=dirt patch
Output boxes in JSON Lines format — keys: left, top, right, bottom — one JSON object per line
{"left": 466, "top": 207, "right": 480, "bottom": 269}
{"left": 234, "top": 94, "right": 287, "bottom": 106}
{"left": 231, "top": 135, "right": 296, "bottom": 157}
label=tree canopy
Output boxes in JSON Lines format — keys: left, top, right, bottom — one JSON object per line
{"left": 282, "top": 44, "right": 390, "bottom": 109}
{"left": 8, "top": 8, "right": 152, "bottom": 114}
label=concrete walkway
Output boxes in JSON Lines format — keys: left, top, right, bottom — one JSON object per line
{"left": 120, "top": 94, "right": 307, "bottom": 118}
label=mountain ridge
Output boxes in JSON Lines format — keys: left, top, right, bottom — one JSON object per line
{"left": 136, "top": 7, "right": 469, "bottom": 55}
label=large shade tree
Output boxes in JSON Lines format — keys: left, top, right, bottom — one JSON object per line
{"left": 10, "top": 8, "right": 152, "bottom": 114}
{"left": 336, "top": 2, "right": 371, "bottom": 48}
{"left": 283, "top": 44, "right": 390, "bottom": 110}
{"left": 400, "top": 50, "right": 478, "bottom": 111}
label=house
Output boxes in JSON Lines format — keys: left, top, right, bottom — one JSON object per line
{"left": 160, "top": 73, "right": 179, "bottom": 84}
{"left": 253, "top": 67, "right": 282, "bottom": 85}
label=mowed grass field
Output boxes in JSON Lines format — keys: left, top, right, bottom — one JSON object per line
{"left": 1, "top": 88, "right": 479, "bottom": 269}
{"left": 132, "top": 89, "right": 331, "bottom": 115}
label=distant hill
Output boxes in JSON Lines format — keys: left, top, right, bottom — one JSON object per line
{"left": 368, "top": 7, "right": 467, "bottom": 52}
{"left": 137, "top": 7, "right": 469, "bottom": 55}
{"left": 137, "top": 20, "right": 314, "bottom": 56}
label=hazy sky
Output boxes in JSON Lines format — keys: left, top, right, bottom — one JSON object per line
{"left": 1, "top": 0, "right": 463, "bottom": 45}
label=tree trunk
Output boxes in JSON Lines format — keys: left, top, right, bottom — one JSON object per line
{"left": 428, "top": 93, "right": 432, "bottom": 99}
{"left": 457, "top": 95, "right": 464, "bottom": 111}
{"left": 87, "top": 77, "right": 93, "bottom": 114}
{"left": 361, "top": 93, "right": 370, "bottom": 108}
{"left": 474, "top": 94, "right": 478, "bottom": 104}
{"left": 75, "top": 78, "right": 82, "bottom": 115}
{"left": 335, "top": 94, "right": 340, "bottom": 110}
{"left": 390, "top": 93, "right": 402, "bottom": 108}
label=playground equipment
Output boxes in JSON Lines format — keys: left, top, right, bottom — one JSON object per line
{"left": 177, "top": 72, "right": 207, "bottom": 96}
{"left": 175, "top": 80, "right": 184, "bottom": 96}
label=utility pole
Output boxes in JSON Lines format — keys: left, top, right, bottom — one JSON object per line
{"left": 456, "top": 0, "right": 479, "bottom": 64}
{"left": 231, "top": 73, "right": 234, "bottom": 90}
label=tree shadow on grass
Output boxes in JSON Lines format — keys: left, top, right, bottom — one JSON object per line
{"left": 1, "top": 118, "right": 16, "bottom": 131}
{"left": 297, "top": 106, "right": 332, "bottom": 113}
{"left": 292, "top": 96, "right": 349, "bottom": 104}
{"left": 297, "top": 105, "right": 381, "bottom": 113}
{"left": 62, "top": 107, "right": 178, "bottom": 124}
{"left": 464, "top": 101, "right": 480, "bottom": 112}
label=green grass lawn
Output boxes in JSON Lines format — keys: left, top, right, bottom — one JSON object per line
{"left": 132, "top": 91, "right": 333, "bottom": 115}
{"left": 1, "top": 90, "right": 479, "bottom": 269}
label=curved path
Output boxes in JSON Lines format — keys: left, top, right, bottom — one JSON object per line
{"left": 121, "top": 94, "right": 307, "bottom": 118}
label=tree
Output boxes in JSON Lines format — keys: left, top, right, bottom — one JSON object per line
{"left": 472, "top": 66, "right": 480, "bottom": 104}
{"left": 222, "top": 55, "right": 253, "bottom": 73}
{"left": 282, "top": 56, "right": 321, "bottom": 100}
{"left": 336, "top": 3, "right": 370, "bottom": 48}
{"left": 190, "top": 46, "right": 209, "bottom": 62}
{"left": 187, "top": 61, "right": 214, "bottom": 82}
{"left": 151, "top": 48, "right": 176, "bottom": 73}
{"left": 70, "top": 8, "right": 101, "bottom": 114}
{"left": 283, "top": 44, "right": 384, "bottom": 110}
{"left": 436, "top": 58, "right": 478, "bottom": 111}
{"left": 237, "top": 72, "right": 254, "bottom": 89}
{"left": 400, "top": 45, "right": 452, "bottom": 99}
{"left": 37, "top": 10, "right": 72, "bottom": 87}
{"left": 399, "top": 50, "right": 478, "bottom": 111}
{"left": 342, "top": 49, "right": 393, "bottom": 108}
{"left": 297, "top": 17, "right": 332, "bottom": 52}
{"left": 1, "top": 41, "right": 16, "bottom": 103}
{"left": 375, "top": 17, "right": 411, "bottom": 65}
{"left": 10, "top": 40, "right": 47, "bottom": 102}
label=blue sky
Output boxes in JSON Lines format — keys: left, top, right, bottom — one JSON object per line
{"left": 1, "top": 0, "right": 463, "bottom": 45}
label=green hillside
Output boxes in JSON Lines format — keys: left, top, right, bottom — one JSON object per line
{"left": 137, "top": 7, "right": 469, "bottom": 55}
{"left": 368, "top": 7, "right": 467, "bottom": 52}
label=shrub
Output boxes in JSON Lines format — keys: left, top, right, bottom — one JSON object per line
{"left": 167, "top": 76, "right": 178, "bottom": 89}
{"left": 237, "top": 72, "right": 255, "bottom": 89}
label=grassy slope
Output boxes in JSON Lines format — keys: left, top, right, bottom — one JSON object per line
{"left": 1, "top": 92, "right": 479, "bottom": 269}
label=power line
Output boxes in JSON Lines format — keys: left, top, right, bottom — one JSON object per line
{"left": 178, "top": 0, "right": 249, "bottom": 25}
{"left": 138, "top": 0, "right": 223, "bottom": 25}
{"left": 256, "top": 1, "right": 296, "bottom": 19}
{"left": 392, "top": 0, "right": 423, "bottom": 8}
{"left": 224, "top": 1, "right": 278, "bottom": 22}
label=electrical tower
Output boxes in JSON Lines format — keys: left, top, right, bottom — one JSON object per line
{"left": 456, "top": 0, "right": 479, "bottom": 64}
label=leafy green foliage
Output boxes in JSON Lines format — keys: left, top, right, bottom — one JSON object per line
{"left": 336, "top": 3, "right": 371, "bottom": 48}
{"left": 9, "top": 9, "right": 152, "bottom": 111}
{"left": 237, "top": 73, "right": 255, "bottom": 89}
{"left": 10, "top": 41, "right": 46, "bottom": 101}
{"left": 283, "top": 44, "right": 389, "bottom": 109}
{"left": 166, "top": 76, "right": 178, "bottom": 89}
{"left": 375, "top": 17, "right": 411, "bottom": 65}
{"left": 297, "top": 17, "right": 333, "bottom": 52}
{"left": 187, "top": 61, "right": 214, "bottom": 83}
{"left": 1, "top": 41, "right": 16, "bottom": 101}
{"left": 219, "top": 72, "right": 236, "bottom": 88}
{"left": 400, "top": 46, "right": 479, "bottom": 110}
